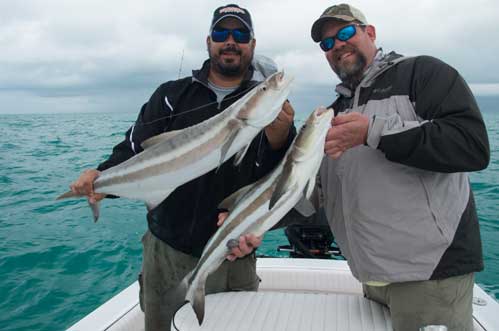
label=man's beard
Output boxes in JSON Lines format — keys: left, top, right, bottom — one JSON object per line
{"left": 331, "top": 45, "right": 367, "bottom": 88}
{"left": 209, "top": 45, "right": 253, "bottom": 77}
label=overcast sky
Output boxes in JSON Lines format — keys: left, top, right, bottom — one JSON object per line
{"left": 1, "top": 0, "right": 498, "bottom": 115}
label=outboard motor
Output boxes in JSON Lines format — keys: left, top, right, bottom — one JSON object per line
{"left": 277, "top": 208, "right": 342, "bottom": 259}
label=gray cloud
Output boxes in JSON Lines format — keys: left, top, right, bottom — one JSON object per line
{"left": 1, "top": 0, "right": 498, "bottom": 114}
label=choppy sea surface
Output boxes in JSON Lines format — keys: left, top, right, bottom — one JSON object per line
{"left": 1, "top": 99, "right": 498, "bottom": 331}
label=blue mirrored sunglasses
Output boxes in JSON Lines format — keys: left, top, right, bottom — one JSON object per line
{"left": 211, "top": 28, "right": 252, "bottom": 44}
{"left": 319, "top": 24, "right": 364, "bottom": 52}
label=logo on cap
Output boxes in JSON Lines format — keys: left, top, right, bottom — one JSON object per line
{"left": 219, "top": 7, "right": 246, "bottom": 14}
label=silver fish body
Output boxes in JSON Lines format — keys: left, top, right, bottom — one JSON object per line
{"left": 181, "top": 106, "right": 335, "bottom": 324}
{"left": 57, "top": 71, "right": 293, "bottom": 221}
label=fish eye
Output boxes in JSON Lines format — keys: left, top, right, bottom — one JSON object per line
{"left": 262, "top": 86, "right": 267, "bottom": 91}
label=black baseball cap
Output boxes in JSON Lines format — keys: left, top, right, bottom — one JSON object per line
{"left": 210, "top": 4, "right": 254, "bottom": 35}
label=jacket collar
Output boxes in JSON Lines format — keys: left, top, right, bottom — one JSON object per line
{"left": 335, "top": 49, "right": 404, "bottom": 98}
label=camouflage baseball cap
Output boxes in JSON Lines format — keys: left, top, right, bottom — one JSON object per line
{"left": 311, "top": 4, "right": 368, "bottom": 42}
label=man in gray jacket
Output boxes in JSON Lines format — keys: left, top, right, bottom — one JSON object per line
{"left": 310, "top": 3, "right": 489, "bottom": 330}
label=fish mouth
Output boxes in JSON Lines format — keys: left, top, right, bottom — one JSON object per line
{"left": 309, "top": 107, "right": 334, "bottom": 129}
{"left": 316, "top": 107, "right": 331, "bottom": 116}
{"left": 269, "top": 71, "right": 293, "bottom": 91}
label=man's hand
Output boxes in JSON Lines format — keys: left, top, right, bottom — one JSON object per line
{"left": 324, "top": 112, "right": 369, "bottom": 159}
{"left": 264, "top": 100, "right": 294, "bottom": 150}
{"left": 218, "top": 212, "right": 263, "bottom": 261}
{"left": 70, "top": 169, "right": 106, "bottom": 204}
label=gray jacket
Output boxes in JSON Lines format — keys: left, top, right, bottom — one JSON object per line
{"left": 317, "top": 51, "right": 488, "bottom": 283}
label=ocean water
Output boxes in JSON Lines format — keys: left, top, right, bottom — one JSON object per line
{"left": 0, "top": 101, "right": 498, "bottom": 331}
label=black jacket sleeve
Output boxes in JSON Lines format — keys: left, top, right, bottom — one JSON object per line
{"left": 378, "top": 56, "right": 490, "bottom": 173}
{"left": 253, "top": 125, "right": 297, "bottom": 180}
{"left": 97, "top": 86, "right": 172, "bottom": 171}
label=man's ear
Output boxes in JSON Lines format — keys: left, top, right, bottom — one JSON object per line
{"left": 366, "top": 25, "right": 376, "bottom": 42}
{"left": 250, "top": 38, "right": 256, "bottom": 51}
{"left": 206, "top": 35, "right": 211, "bottom": 48}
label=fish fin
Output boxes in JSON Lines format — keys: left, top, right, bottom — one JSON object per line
{"left": 233, "top": 143, "right": 251, "bottom": 166}
{"left": 293, "top": 197, "right": 316, "bottom": 218}
{"left": 192, "top": 285, "right": 206, "bottom": 325}
{"left": 89, "top": 201, "right": 100, "bottom": 222}
{"left": 56, "top": 190, "right": 78, "bottom": 200}
{"left": 218, "top": 184, "right": 253, "bottom": 211}
{"left": 304, "top": 176, "right": 316, "bottom": 200}
{"left": 144, "top": 189, "right": 175, "bottom": 211}
{"left": 219, "top": 167, "right": 277, "bottom": 211}
{"left": 140, "top": 130, "right": 181, "bottom": 150}
{"left": 56, "top": 191, "right": 101, "bottom": 222}
{"left": 185, "top": 274, "right": 207, "bottom": 325}
{"left": 57, "top": 190, "right": 102, "bottom": 222}
{"left": 269, "top": 162, "right": 295, "bottom": 209}
{"left": 269, "top": 184, "right": 297, "bottom": 211}
{"left": 218, "top": 120, "right": 242, "bottom": 170}
{"left": 169, "top": 274, "right": 190, "bottom": 326}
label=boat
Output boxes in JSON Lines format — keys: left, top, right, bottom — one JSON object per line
{"left": 67, "top": 221, "right": 499, "bottom": 331}
{"left": 66, "top": 257, "right": 499, "bottom": 330}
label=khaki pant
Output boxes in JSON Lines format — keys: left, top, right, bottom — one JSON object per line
{"left": 363, "top": 273, "right": 474, "bottom": 331}
{"left": 139, "top": 230, "right": 259, "bottom": 331}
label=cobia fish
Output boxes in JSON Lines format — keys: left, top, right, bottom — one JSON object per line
{"left": 56, "top": 71, "right": 293, "bottom": 221}
{"left": 180, "top": 106, "right": 334, "bottom": 325}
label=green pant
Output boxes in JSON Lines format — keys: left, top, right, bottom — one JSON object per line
{"left": 363, "top": 273, "right": 474, "bottom": 331}
{"left": 139, "top": 230, "right": 259, "bottom": 331}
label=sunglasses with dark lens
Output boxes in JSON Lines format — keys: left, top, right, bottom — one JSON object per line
{"left": 211, "top": 28, "right": 252, "bottom": 44}
{"left": 319, "top": 24, "right": 364, "bottom": 52}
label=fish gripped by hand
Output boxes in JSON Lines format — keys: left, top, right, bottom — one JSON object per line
{"left": 178, "top": 106, "right": 334, "bottom": 324}
{"left": 56, "top": 71, "right": 293, "bottom": 221}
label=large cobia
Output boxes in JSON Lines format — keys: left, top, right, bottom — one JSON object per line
{"left": 180, "top": 106, "right": 334, "bottom": 325}
{"left": 56, "top": 71, "right": 293, "bottom": 221}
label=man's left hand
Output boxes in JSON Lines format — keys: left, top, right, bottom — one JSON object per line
{"left": 264, "top": 101, "right": 294, "bottom": 150}
{"left": 218, "top": 212, "right": 263, "bottom": 261}
{"left": 325, "top": 112, "right": 369, "bottom": 159}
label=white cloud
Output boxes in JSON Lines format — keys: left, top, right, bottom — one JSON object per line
{"left": 0, "top": 0, "right": 498, "bottom": 114}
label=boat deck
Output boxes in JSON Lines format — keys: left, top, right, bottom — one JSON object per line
{"left": 173, "top": 291, "right": 392, "bottom": 330}
{"left": 67, "top": 258, "right": 499, "bottom": 331}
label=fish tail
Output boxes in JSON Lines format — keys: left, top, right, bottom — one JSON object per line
{"left": 56, "top": 190, "right": 101, "bottom": 222}
{"left": 89, "top": 200, "right": 100, "bottom": 222}
{"left": 56, "top": 190, "right": 77, "bottom": 200}
{"left": 185, "top": 274, "right": 207, "bottom": 325}
{"left": 168, "top": 274, "right": 191, "bottom": 329}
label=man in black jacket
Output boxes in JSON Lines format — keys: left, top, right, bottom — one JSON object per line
{"left": 69, "top": 4, "right": 295, "bottom": 330}
{"left": 310, "top": 3, "right": 489, "bottom": 330}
